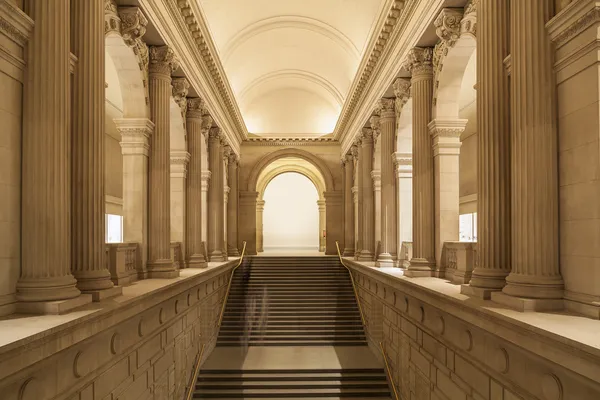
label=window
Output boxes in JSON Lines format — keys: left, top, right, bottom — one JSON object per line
{"left": 106, "top": 214, "right": 123, "bottom": 243}
{"left": 459, "top": 213, "right": 477, "bottom": 242}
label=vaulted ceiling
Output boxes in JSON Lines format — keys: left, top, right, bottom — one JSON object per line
{"left": 198, "top": 0, "right": 386, "bottom": 136}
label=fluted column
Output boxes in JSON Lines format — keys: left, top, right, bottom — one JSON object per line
{"left": 317, "top": 200, "right": 326, "bottom": 252}
{"left": 227, "top": 153, "right": 240, "bottom": 256}
{"left": 359, "top": 128, "right": 375, "bottom": 261}
{"left": 201, "top": 124, "right": 211, "bottom": 252}
{"left": 17, "top": 0, "right": 88, "bottom": 312}
{"left": 493, "top": 0, "right": 564, "bottom": 310}
{"left": 207, "top": 128, "right": 225, "bottom": 261}
{"left": 147, "top": 46, "right": 178, "bottom": 278}
{"left": 462, "top": 0, "right": 511, "bottom": 298}
{"left": 222, "top": 145, "right": 230, "bottom": 260}
{"left": 376, "top": 99, "right": 398, "bottom": 267}
{"left": 352, "top": 185, "right": 359, "bottom": 255}
{"left": 185, "top": 99, "right": 208, "bottom": 268}
{"left": 343, "top": 154, "right": 355, "bottom": 256}
{"left": 404, "top": 47, "right": 436, "bottom": 277}
{"left": 354, "top": 141, "right": 363, "bottom": 259}
{"left": 372, "top": 170, "right": 381, "bottom": 257}
{"left": 70, "top": 0, "right": 120, "bottom": 298}
{"left": 256, "top": 200, "right": 265, "bottom": 252}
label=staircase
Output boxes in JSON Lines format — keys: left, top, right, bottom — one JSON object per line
{"left": 218, "top": 256, "right": 366, "bottom": 347}
{"left": 190, "top": 256, "right": 393, "bottom": 400}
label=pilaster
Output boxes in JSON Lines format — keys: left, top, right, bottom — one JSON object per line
{"left": 359, "top": 128, "right": 375, "bottom": 261}
{"left": 343, "top": 154, "right": 355, "bottom": 256}
{"left": 227, "top": 153, "right": 240, "bottom": 257}
{"left": 170, "top": 150, "right": 190, "bottom": 264}
{"left": 256, "top": 200, "right": 266, "bottom": 253}
{"left": 317, "top": 199, "right": 326, "bottom": 252}
{"left": 395, "top": 153, "right": 413, "bottom": 268}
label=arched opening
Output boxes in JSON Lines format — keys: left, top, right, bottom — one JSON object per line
{"left": 262, "top": 172, "right": 320, "bottom": 253}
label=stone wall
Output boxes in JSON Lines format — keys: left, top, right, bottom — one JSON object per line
{"left": 0, "top": 263, "right": 235, "bottom": 400}
{"left": 347, "top": 260, "right": 600, "bottom": 400}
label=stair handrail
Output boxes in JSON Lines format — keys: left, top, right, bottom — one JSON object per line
{"left": 335, "top": 241, "right": 366, "bottom": 328}
{"left": 380, "top": 341, "right": 400, "bottom": 400}
{"left": 185, "top": 343, "right": 205, "bottom": 400}
{"left": 217, "top": 241, "right": 247, "bottom": 328}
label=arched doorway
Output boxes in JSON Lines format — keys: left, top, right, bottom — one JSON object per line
{"left": 262, "top": 172, "right": 320, "bottom": 252}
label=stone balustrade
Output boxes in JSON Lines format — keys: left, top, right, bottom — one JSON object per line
{"left": 106, "top": 243, "right": 140, "bottom": 286}
{"left": 171, "top": 242, "right": 185, "bottom": 270}
{"left": 399, "top": 241, "right": 412, "bottom": 268}
{"left": 442, "top": 241, "right": 476, "bottom": 284}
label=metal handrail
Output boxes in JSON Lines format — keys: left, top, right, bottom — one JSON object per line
{"left": 380, "top": 342, "right": 400, "bottom": 400}
{"left": 217, "top": 241, "right": 247, "bottom": 328}
{"left": 335, "top": 241, "right": 366, "bottom": 328}
{"left": 185, "top": 343, "right": 205, "bottom": 400}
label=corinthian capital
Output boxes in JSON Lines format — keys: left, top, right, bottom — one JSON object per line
{"left": 201, "top": 115, "right": 213, "bottom": 132}
{"left": 209, "top": 126, "right": 221, "bottom": 140}
{"left": 402, "top": 47, "right": 434, "bottom": 77}
{"left": 434, "top": 8, "right": 463, "bottom": 47}
{"left": 223, "top": 145, "right": 232, "bottom": 161}
{"left": 187, "top": 98, "right": 206, "bottom": 120}
{"left": 228, "top": 152, "right": 239, "bottom": 165}
{"left": 369, "top": 115, "right": 381, "bottom": 133}
{"left": 393, "top": 78, "right": 411, "bottom": 112}
{"left": 172, "top": 78, "right": 189, "bottom": 100}
{"left": 361, "top": 127, "right": 374, "bottom": 143}
{"left": 149, "top": 46, "right": 180, "bottom": 76}
{"left": 377, "top": 98, "right": 395, "bottom": 118}
{"left": 350, "top": 145, "right": 359, "bottom": 159}
{"left": 118, "top": 7, "right": 148, "bottom": 46}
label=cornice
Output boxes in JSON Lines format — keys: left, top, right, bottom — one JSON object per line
{"left": 0, "top": 0, "right": 33, "bottom": 47}
{"left": 243, "top": 137, "right": 340, "bottom": 147}
{"left": 138, "top": 0, "right": 245, "bottom": 155}
{"left": 547, "top": 0, "right": 600, "bottom": 48}
{"left": 175, "top": 0, "right": 248, "bottom": 140}
{"left": 339, "top": 0, "right": 446, "bottom": 156}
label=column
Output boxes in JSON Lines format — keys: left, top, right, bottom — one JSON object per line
{"left": 359, "top": 128, "right": 375, "bottom": 261}
{"left": 343, "top": 154, "right": 355, "bottom": 256}
{"left": 324, "top": 191, "right": 344, "bottom": 255}
{"left": 185, "top": 98, "right": 208, "bottom": 268}
{"left": 239, "top": 191, "right": 258, "bottom": 255}
{"left": 200, "top": 116, "right": 212, "bottom": 255}
{"left": 462, "top": 0, "right": 511, "bottom": 298}
{"left": 147, "top": 46, "right": 178, "bottom": 278}
{"left": 117, "top": 118, "right": 154, "bottom": 277}
{"left": 372, "top": 169, "right": 382, "bottom": 257}
{"left": 318, "top": 200, "right": 326, "bottom": 252}
{"left": 404, "top": 47, "right": 436, "bottom": 277}
{"left": 492, "top": 0, "right": 564, "bottom": 310}
{"left": 222, "top": 144, "right": 230, "bottom": 260}
{"left": 395, "top": 153, "right": 413, "bottom": 265}
{"left": 70, "top": 0, "right": 120, "bottom": 299}
{"left": 354, "top": 141, "right": 363, "bottom": 259}
{"left": 207, "top": 127, "right": 225, "bottom": 261}
{"left": 227, "top": 153, "right": 240, "bottom": 256}
{"left": 256, "top": 200, "right": 265, "bottom": 252}
{"left": 17, "top": 0, "right": 89, "bottom": 312}
{"left": 376, "top": 99, "right": 398, "bottom": 267}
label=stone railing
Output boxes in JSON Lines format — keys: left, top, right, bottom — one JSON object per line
{"left": 106, "top": 242, "right": 139, "bottom": 286}
{"left": 442, "top": 241, "right": 476, "bottom": 284}
{"left": 399, "top": 241, "right": 412, "bottom": 268}
{"left": 171, "top": 242, "right": 185, "bottom": 270}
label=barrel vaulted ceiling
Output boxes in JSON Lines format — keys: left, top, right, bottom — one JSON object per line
{"left": 197, "top": 0, "right": 386, "bottom": 136}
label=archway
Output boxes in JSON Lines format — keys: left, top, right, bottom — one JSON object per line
{"left": 262, "top": 172, "right": 321, "bottom": 253}
{"left": 255, "top": 157, "right": 328, "bottom": 253}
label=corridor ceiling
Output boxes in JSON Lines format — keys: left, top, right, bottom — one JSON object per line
{"left": 198, "top": 0, "right": 386, "bottom": 136}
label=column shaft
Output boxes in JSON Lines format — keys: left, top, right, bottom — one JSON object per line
{"left": 343, "top": 154, "right": 355, "bottom": 256}
{"left": 221, "top": 145, "right": 229, "bottom": 260}
{"left": 463, "top": 0, "right": 512, "bottom": 297}
{"left": 227, "top": 155, "right": 240, "bottom": 256}
{"left": 207, "top": 129, "right": 225, "bottom": 261}
{"left": 318, "top": 200, "right": 326, "bottom": 252}
{"left": 147, "top": 46, "right": 178, "bottom": 278}
{"left": 495, "top": 0, "right": 564, "bottom": 306}
{"left": 359, "top": 130, "right": 375, "bottom": 261}
{"left": 70, "top": 0, "right": 117, "bottom": 296}
{"left": 376, "top": 101, "right": 398, "bottom": 266}
{"left": 18, "top": 0, "right": 82, "bottom": 307}
{"left": 355, "top": 142, "right": 363, "bottom": 258}
{"left": 405, "top": 48, "right": 436, "bottom": 276}
{"left": 185, "top": 100, "right": 208, "bottom": 267}
{"left": 256, "top": 200, "right": 265, "bottom": 252}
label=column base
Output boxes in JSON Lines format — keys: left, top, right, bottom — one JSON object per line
{"left": 358, "top": 250, "right": 374, "bottom": 261}
{"left": 209, "top": 250, "right": 227, "bottom": 262}
{"left": 16, "top": 275, "right": 81, "bottom": 303}
{"left": 228, "top": 248, "right": 240, "bottom": 257}
{"left": 405, "top": 258, "right": 435, "bottom": 277}
{"left": 73, "top": 269, "right": 115, "bottom": 292}
{"left": 491, "top": 291, "right": 564, "bottom": 312}
{"left": 83, "top": 286, "right": 123, "bottom": 302}
{"left": 342, "top": 248, "right": 354, "bottom": 257}
{"left": 187, "top": 254, "right": 208, "bottom": 269}
{"left": 17, "top": 294, "right": 93, "bottom": 315}
{"left": 147, "top": 258, "right": 179, "bottom": 279}
{"left": 460, "top": 284, "right": 499, "bottom": 300}
{"left": 375, "top": 252, "right": 395, "bottom": 267}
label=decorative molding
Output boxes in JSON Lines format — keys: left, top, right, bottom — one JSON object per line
{"left": 547, "top": 0, "right": 600, "bottom": 48}
{"left": 172, "top": 78, "right": 190, "bottom": 126}
{"left": 0, "top": 0, "right": 33, "bottom": 47}
{"left": 393, "top": 78, "right": 411, "bottom": 115}
{"left": 119, "top": 7, "right": 148, "bottom": 47}
{"left": 243, "top": 137, "right": 339, "bottom": 146}
{"left": 333, "top": 0, "right": 409, "bottom": 142}
{"left": 434, "top": 8, "right": 464, "bottom": 48}
{"left": 173, "top": 0, "right": 248, "bottom": 142}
